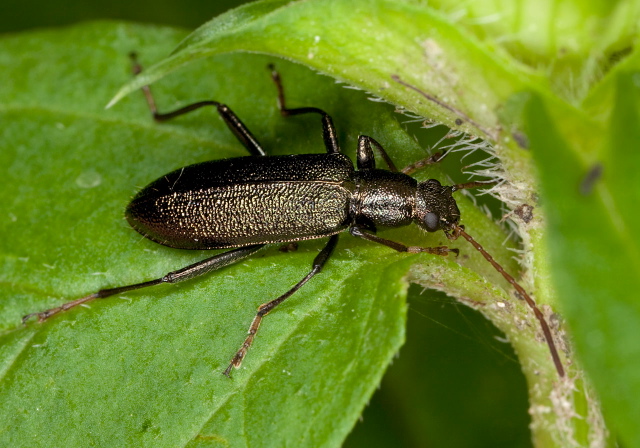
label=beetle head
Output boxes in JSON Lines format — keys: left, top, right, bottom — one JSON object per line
{"left": 415, "top": 179, "right": 461, "bottom": 237}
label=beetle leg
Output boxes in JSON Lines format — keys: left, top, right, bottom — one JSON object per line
{"left": 356, "top": 135, "right": 399, "bottom": 172}
{"left": 22, "top": 244, "right": 265, "bottom": 324}
{"left": 349, "top": 226, "right": 458, "bottom": 256}
{"left": 268, "top": 64, "right": 340, "bottom": 155}
{"left": 129, "top": 52, "right": 266, "bottom": 156}
{"left": 224, "top": 234, "right": 339, "bottom": 377}
{"left": 400, "top": 150, "right": 452, "bottom": 175}
{"left": 451, "top": 180, "right": 499, "bottom": 192}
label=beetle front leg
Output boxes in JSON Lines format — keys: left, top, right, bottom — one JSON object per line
{"left": 224, "top": 235, "right": 339, "bottom": 376}
{"left": 400, "top": 152, "right": 447, "bottom": 175}
{"left": 349, "top": 226, "right": 458, "bottom": 256}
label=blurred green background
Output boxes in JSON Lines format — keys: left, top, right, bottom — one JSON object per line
{"left": 0, "top": 1, "right": 531, "bottom": 447}
{"left": 0, "top": 0, "right": 248, "bottom": 34}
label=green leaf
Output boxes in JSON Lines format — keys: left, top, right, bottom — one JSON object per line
{"left": 102, "top": 1, "right": 640, "bottom": 446}
{"left": 108, "top": 1, "right": 631, "bottom": 445}
{"left": 525, "top": 72, "right": 640, "bottom": 448}
{"left": 105, "top": 0, "right": 640, "bottom": 446}
{"left": 0, "top": 22, "right": 518, "bottom": 447}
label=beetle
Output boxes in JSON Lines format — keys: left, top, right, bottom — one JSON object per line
{"left": 23, "top": 59, "right": 564, "bottom": 378}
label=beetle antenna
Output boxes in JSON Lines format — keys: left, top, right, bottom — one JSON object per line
{"left": 453, "top": 225, "right": 565, "bottom": 377}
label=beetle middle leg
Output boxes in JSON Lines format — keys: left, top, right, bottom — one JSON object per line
{"left": 224, "top": 234, "right": 339, "bottom": 376}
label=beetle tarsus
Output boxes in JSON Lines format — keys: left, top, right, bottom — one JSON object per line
{"left": 22, "top": 293, "right": 100, "bottom": 324}
{"left": 223, "top": 351, "right": 246, "bottom": 378}
{"left": 406, "top": 245, "right": 456, "bottom": 256}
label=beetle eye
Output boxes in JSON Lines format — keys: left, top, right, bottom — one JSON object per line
{"left": 424, "top": 212, "right": 440, "bottom": 231}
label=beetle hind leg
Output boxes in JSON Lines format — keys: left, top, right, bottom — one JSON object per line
{"left": 22, "top": 245, "right": 265, "bottom": 324}
{"left": 268, "top": 64, "right": 341, "bottom": 155}
{"left": 129, "top": 52, "right": 266, "bottom": 157}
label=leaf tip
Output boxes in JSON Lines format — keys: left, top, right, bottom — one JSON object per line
{"left": 105, "top": 93, "right": 123, "bottom": 109}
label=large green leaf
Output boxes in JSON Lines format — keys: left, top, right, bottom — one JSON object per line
{"left": 108, "top": 1, "right": 635, "bottom": 446}
{"left": 4, "top": 0, "right": 637, "bottom": 445}
{"left": 0, "top": 22, "right": 519, "bottom": 447}
{"left": 525, "top": 70, "right": 640, "bottom": 448}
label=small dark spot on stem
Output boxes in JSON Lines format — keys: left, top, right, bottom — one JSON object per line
{"left": 608, "top": 47, "right": 633, "bottom": 67}
{"left": 514, "top": 204, "right": 534, "bottom": 223}
{"left": 580, "top": 163, "right": 603, "bottom": 195}
{"left": 512, "top": 131, "right": 529, "bottom": 149}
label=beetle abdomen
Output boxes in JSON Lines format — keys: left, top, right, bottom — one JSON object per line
{"left": 126, "top": 154, "right": 355, "bottom": 249}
